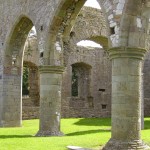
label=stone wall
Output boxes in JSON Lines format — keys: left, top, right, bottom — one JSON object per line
{"left": 143, "top": 51, "right": 150, "bottom": 116}
{"left": 0, "top": 0, "right": 149, "bottom": 146}
{"left": 61, "top": 46, "right": 111, "bottom": 118}
{"left": 22, "top": 6, "right": 111, "bottom": 119}
{"left": 22, "top": 96, "right": 39, "bottom": 120}
{"left": 70, "top": 7, "right": 107, "bottom": 44}
{"left": 61, "top": 7, "right": 111, "bottom": 118}
{"left": 22, "top": 6, "right": 150, "bottom": 119}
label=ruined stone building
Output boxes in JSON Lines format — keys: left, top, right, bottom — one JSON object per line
{"left": 22, "top": 7, "right": 111, "bottom": 119}
{"left": 23, "top": 6, "right": 150, "bottom": 120}
{"left": 1, "top": 0, "right": 150, "bottom": 149}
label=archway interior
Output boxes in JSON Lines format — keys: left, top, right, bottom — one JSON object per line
{"left": 22, "top": 26, "right": 39, "bottom": 120}
{"left": 2, "top": 17, "right": 36, "bottom": 127}
{"left": 22, "top": 27, "right": 38, "bottom": 98}
{"left": 5, "top": 17, "right": 33, "bottom": 69}
{"left": 60, "top": 0, "right": 110, "bottom": 118}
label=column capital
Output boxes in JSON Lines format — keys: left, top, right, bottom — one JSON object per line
{"left": 108, "top": 47, "right": 147, "bottom": 60}
{"left": 38, "top": 66, "right": 65, "bottom": 74}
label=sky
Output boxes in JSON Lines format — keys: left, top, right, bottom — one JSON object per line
{"left": 77, "top": 40, "right": 102, "bottom": 48}
{"left": 84, "top": 0, "right": 101, "bottom": 9}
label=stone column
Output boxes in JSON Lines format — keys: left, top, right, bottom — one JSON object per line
{"left": 36, "top": 66, "right": 64, "bottom": 136}
{"left": 0, "top": 66, "right": 22, "bottom": 127}
{"left": 28, "top": 67, "right": 39, "bottom": 105}
{"left": 103, "top": 47, "right": 149, "bottom": 150}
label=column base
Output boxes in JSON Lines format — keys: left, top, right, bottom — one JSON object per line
{"left": 35, "top": 130, "right": 64, "bottom": 137}
{"left": 102, "top": 139, "right": 150, "bottom": 150}
{"left": 0, "top": 121, "right": 22, "bottom": 128}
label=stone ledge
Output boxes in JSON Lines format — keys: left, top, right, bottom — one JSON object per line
{"left": 35, "top": 130, "right": 64, "bottom": 137}
{"left": 67, "top": 146, "right": 91, "bottom": 150}
{"left": 38, "top": 66, "right": 65, "bottom": 74}
{"left": 103, "top": 139, "right": 150, "bottom": 150}
{"left": 108, "top": 47, "right": 147, "bottom": 60}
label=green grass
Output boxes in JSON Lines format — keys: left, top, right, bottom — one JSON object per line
{"left": 0, "top": 118, "right": 150, "bottom": 150}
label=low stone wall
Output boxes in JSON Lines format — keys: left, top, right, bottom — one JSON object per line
{"left": 144, "top": 98, "right": 150, "bottom": 117}
{"left": 22, "top": 97, "right": 39, "bottom": 120}
{"left": 22, "top": 106, "right": 39, "bottom": 120}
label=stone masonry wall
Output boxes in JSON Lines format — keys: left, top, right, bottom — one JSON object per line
{"left": 70, "top": 7, "right": 107, "bottom": 44}
{"left": 143, "top": 51, "right": 150, "bottom": 117}
{"left": 62, "top": 7, "right": 111, "bottom": 118}
{"left": 22, "top": 6, "right": 150, "bottom": 119}
{"left": 61, "top": 46, "right": 111, "bottom": 118}
{"left": 22, "top": 6, "right": 111, "bottom": 119}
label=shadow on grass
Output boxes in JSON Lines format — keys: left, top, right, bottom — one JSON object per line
{"left": 144, "top": 119, "right": 150, "bottom": 130}
{"left": 66, "top": 129, "right": 110, "bottom": 136}
{"left": 74, "top": 118, "right": 111, "bottom": 127}
{"left": 0, "top": 135, "right": 33, "bottom": 139}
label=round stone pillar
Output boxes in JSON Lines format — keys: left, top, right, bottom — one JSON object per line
{"left": 103, "top": 47, "right": 149, "bottom": 150}
{"left": 0, "top": 66, "right": 22, "bottom": 127}
{"left": 36, "top": 66, "right": 64, "bottom": 136}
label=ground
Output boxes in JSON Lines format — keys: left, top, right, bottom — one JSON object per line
{"left": 0, "top": 118, "right": 150, "bottom": 150}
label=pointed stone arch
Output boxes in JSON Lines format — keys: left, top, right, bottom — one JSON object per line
{"left": 35, "top": 0, "right": 111, "bottom": 137}
{"left": 1, "top": 16, "right": 35, "bottom": 127}
{"left": 48, "top": 0, "right": 110, "bottom": 66}
{"left": 4, "top": 16, "right": 33, "bottom": 67}
{"left": 47, "top": 1, "right": 150, "bottom": 149}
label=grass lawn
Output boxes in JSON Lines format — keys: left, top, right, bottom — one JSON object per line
{"left": 0, "top": 118, "right": 150, "bottom": 150}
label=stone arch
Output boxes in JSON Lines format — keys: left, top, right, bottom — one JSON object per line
{"left": 71, "top": 61, "right": 92, "bottom": 68}
{"left": 4, "top": 16, "right": 33, "bottom": 67}
{"left": 4, "top": 15, "right": 33, "bottom": 45}
{"left": 68, "top": 6, "right": 108, "bottom": 49}
{"left": 24, "top": 35, "right": 39, "bottom": 66}
{"left": 1, "top": 16, "right": 35, "bottom": 127}
{"left": 22, "top": 61, "right": 40, "bottom": 120}
{"left": 48, "top": 0, "right": 110, "bottom": 67}
{"left": 37, "top": 0, "right": 112, "bottom": 136}
{"left": 86, "top": 36, "right": 108, "bottom": 49}
{"left": 48, "top": 1, "right": 150, "bottom": 149}
{"left": 119, "top": 0, "right": 148, "bottom": 48}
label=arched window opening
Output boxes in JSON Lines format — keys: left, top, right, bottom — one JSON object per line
{"left": 2, "top": 17, "right": 39, "bottom": 126}
{"left": 22, "top": 26, "right": 40, "bottom": 120}
{"left": 77, "top": 40, "right": 102, "bottom": 48}
{"left": 22, "top": 26, "right": 38, "bottom": 98}
{"left": 72, "top": 67, "right": 78, "bottom": 97}
{"left": 71, "top": 62, "right": 92, "bottom": 99}
{"left": 28, "top": 26, "right": 37, "bottom": 37}
{"left": 84, "top": 0, "right": 101, "bottom": 9}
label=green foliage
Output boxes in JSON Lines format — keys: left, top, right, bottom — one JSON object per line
{"left": 22, "top": 66, "right": 29, "bottom": 95}
{"left": 0, "top": 118, "right": 150, "bottom": 150}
